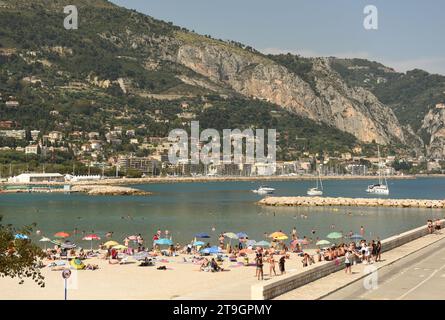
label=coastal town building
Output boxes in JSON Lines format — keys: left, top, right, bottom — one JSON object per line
{"left": 8, "top": 173, "right": 65, "bottom": 183}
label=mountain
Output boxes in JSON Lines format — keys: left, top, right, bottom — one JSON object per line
{"left": 0, "top": 0, "right": 443, "bottom": 159}
{"left": 331, "top": 58, "right": 445, "bottom": 154}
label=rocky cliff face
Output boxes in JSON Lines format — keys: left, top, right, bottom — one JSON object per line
{"left": 174, "top": 40, "right": 405, "bottom": 144}
{"left": 421, "top": 108, "right": 445, "bottom": 158}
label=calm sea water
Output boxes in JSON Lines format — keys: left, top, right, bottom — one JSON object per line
{"left": 1, "top": 177, "right": 444, "bottom": 246}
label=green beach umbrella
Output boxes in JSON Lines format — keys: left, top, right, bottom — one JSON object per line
{"left": 327, "top": 232, "right": 343, "bottom": 239}
{"left": 223, "top": 232, "right": 238, "bottom": 239}
{"left": 316, "top": 239, "right": 331, "bottom": 246}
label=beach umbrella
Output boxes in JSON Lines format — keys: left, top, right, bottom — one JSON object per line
{"left": 274, "top": 235, "right": 288, "bottom": 241}
{"left": 201, "top": 246, "right": 222, "bottom": 254}
{"left": 350, "top": 234, "right": 363, "bottom": 240}
{"left": 236, "top": 232, "right": 248, "bottom": 239}
{"left": 70, "top": 258, "right": 85, "bottom": 270}
{"left": 104, "top": 240, "right": 119, "bottom": 248}
{"left": 61, "top": 240, "right": 76, "bottom": 250}
{"left": 246, "top": 240, "right": 257, "bottom": 247}
{"left": 14, "top": 234, "right": 29, "bottom": 240}
{"left": 112, "top": 245, "right": 127, "bottom": 250}
{"left": 223, "top": 232, "right": 238, "bottom": 239}
{"left": 54, "top": 232, "right": 70, "bottom": 239}
{"left": 256, "top": 240, "right": 271, "bottom": 247}
{"left": 195, "top": 232, "right": 210, "bottom": 239}
{"left": 327, "top": 232, "right": 343, "bottom": 240}
{"left": 82, "top": 234, "right": 101, "bottom": 250}
{"left": 316, "top": 239, "right": 331, "bottom": 246}
{"left": 154, "top": 238, "right": 173, "bottom": 246}
{"left": 193, "top": 241, "right": 205, "bottom": 246}
{"left": 269, "top": 231, "right": 287, "bottom": 239}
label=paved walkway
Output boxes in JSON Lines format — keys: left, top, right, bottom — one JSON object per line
{"left": 275, "top": 230, "right": 445, "bottom": 300}
{"left": 324, "top": 236, "right": 445, "bottom": 300}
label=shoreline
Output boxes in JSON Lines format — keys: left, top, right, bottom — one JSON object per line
{"left": 0, "top": 174, "right": 418, "bottom": 187}
{"left": 0, "top": 185, "right": 150, "bottom": 196}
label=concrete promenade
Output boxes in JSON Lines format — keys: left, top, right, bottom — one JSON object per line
{"left": 275, "top": 229, "right": 445, "bottom": 300}
{"left": 324, "top": 236, "right": 445, "bottom": 300}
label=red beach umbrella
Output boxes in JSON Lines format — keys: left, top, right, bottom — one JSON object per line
{"left": 54, "top": 232, "right": 70, "bottom": 238}
{"left": 82, "top": 234, "right": 101, "bottom": 241}
{"left": 82, "top": 234, "right": 101, "bottom": 250}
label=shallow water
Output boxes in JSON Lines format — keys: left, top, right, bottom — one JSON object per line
{"left": 1, "top": 177, "right": 443, "bottom": 246}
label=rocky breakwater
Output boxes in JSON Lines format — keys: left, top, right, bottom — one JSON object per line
{"left": 71, "top": 185, "right": 150, "bottom": 196}
{"left": 258, "top": 196, "right": 445, "bottom": 209}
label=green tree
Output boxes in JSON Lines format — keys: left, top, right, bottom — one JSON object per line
{"left": 0, "top": 217, "right": 45, "bottom": 287}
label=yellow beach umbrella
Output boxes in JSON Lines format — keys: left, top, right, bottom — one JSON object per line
{"left": 112, "top": 245, "right": 127, "bottom": 250}
{"left": 274, "top": 235, "right": 288, "bottom": 240}
{"left": 104, "top": 240, "right": 119, "bottom": 248}
{"left": 269, "top": 232, "right": 287, "bottom": 239}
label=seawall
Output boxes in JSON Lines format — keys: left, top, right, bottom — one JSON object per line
{"left": 258, "top": 196, "right": 445, "bottom": 209}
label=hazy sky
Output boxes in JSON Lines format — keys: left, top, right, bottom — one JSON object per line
{"left": 111, "top": 0, "right": 445, "bottom": 75}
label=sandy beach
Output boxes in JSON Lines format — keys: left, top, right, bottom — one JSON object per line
{"left": 0, "top": 251, "right": 315, "bottom": 300}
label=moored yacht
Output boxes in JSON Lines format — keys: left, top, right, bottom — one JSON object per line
{"left": 366, "top": 146, "right": 389, "bottom": 195}
{"left": 252, "top": 185, "right": 275, "bottom": 194}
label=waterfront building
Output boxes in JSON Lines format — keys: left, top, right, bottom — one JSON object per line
{"left": 8, "top": 173, "right": 65, "bottom": 183}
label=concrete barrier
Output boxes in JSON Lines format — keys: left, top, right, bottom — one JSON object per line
{"left": 251, "top": 219, "right": 445, "bottom": 300}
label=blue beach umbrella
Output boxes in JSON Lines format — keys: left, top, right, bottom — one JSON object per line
{"left": 350, "top": 234, "right": 363, "bottom": 240}
{"left": 201, "top": 246, "right": 222, "bottom": 254}
{"left": 236, "top": 232, "right": 248, "bottom": 239}
{"left": 195, "top": 233, "right": 210, "bottom": 239}
{"left": 155, "top": 238, "right": 173, "bottom": 246}
{"left": 193, "top": 241, "right": 205, "bottom": 246}
{"left": 246, "top": 240, "right": 257, "bottom": 247}
{"left": 14, "top": 234, "right": 29, "bottom": 240}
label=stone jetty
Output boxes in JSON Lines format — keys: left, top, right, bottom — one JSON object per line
{"left": 71, "top": 185, "right": 150, "bottom": 196}
{"left": 258, "top": 196, "right": 445, "bottom": 209}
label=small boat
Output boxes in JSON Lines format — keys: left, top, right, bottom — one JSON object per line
{"left": 307, "top": 170, "right": 323, "bottom": 196}
{"left": 252, "top": 185, "right": 275, "bottom": 194}
{"left": 366, "top": 146, "right": 389, "bottom": 195}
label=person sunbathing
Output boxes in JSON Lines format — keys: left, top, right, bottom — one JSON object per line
{"left": 210, "top": 258, "right": 222, "bottom": 272}
{"left": 85, "top": 264, "right": 99, "bottom": 270}
{"left": 200, "top": 258, "right": 210, "bottom": 272}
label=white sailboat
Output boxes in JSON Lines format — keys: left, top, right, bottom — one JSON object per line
{"left": 366, "top": 146, "right": 389, "bottom": 195}
{"left": 307, "top": 170, "right": 323, "bottom": 196}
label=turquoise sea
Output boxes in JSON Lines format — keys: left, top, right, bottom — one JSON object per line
{"left": 1, "top": 177, "right": 444, "bottom": 246}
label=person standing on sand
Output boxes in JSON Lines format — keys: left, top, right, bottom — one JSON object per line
{"left": 255, "top": 253, "right": 264, "bottom": 280}
{"left": 279, "top": 256, "right": 286, "bottom": 275}
{"left": 268, "top": 254, "right": 277, "bottom": 276}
